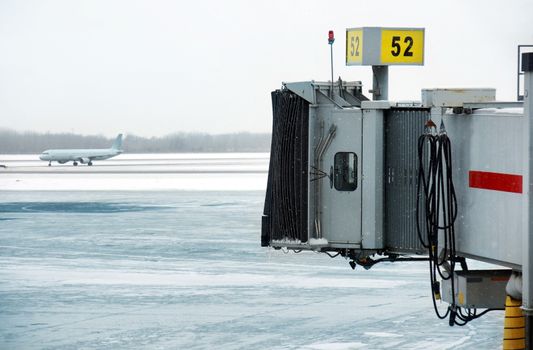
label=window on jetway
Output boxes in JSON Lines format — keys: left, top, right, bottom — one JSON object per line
{"left": 333, "top": 152, "right": 358, "bottom": 191}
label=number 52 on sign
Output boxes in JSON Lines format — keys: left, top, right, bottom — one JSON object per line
{"left": 345, "top": 27, "right": 425, "bottom": 66}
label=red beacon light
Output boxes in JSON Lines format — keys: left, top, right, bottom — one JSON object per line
{"left": 328, "top": 30, "right": 335, "bottom": 44}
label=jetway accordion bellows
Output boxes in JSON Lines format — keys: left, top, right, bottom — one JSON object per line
{"left": 262, "top": 90, "right": 309, "bottom": 246}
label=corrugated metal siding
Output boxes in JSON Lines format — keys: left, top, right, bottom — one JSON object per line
{"left": 384, "top": 108, "right": 429, "bottom": 254}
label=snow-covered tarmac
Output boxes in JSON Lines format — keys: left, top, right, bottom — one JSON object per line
{"left": 0, "top": 153, "right": 268, "bottom": 191}
{"left": 0, "top": 154, "right": 504, "bottom": 349}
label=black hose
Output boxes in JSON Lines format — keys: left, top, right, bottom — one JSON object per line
{"left": 416, "top": 120, "right": 493, "bottom": 326}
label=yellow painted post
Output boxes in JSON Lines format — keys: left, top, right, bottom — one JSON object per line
{"left": 503, "top": 296, "right": 526, "bottom": 350}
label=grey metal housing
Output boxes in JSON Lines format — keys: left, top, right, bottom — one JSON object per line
{"left": 263, "top": 80, "right": 529, "bottom": 270}
{"left": 262, "top": 80, "right": 430, "bottom": 255}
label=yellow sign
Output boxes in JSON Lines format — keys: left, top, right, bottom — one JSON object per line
{"left": 380, "top": 29, "right": 424, "bottom": 64}
{"left": 345, "top": 27, "right": 425, "bottom": 66}
{"left": 346, "top": 29, "right": 363, "bottom": 64}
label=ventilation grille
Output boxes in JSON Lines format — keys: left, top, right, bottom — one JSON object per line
{"left": 384, "top": 108, "right": 430, "bottom": 254}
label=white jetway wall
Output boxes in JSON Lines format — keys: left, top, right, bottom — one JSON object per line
{"left": 440, "top": 109, "right": 524, "bottom": 267}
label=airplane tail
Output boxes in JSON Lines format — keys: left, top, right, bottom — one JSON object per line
{"left": 111, "top": 134, "right": 123, "bottom": 150}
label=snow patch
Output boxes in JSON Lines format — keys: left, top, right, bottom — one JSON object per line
{"left": 473, "top": 107, "right": 523, "bottom": 115}
{"left": 364, "top": 332, "right": 403, "bottom": 338}
{"left": 271, "top": 238, "right": 302, "bottom": 245}
{"left": 309, "top": 238, "right": 328, "bottom": 245}
{"left": 302, "top": 342, "right": 366, "bottom": 350}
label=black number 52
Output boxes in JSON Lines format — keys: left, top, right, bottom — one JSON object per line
{"left": 391, "top": 36, "right": 414, "bottom": 57}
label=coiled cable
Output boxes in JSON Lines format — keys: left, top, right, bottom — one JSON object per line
{"left": 416, "top": 119, "right": 494, "bottom": 326}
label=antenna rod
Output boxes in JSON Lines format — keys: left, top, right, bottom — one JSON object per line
{"left": 328, "top": 30, "right": 335, "bottom": 98}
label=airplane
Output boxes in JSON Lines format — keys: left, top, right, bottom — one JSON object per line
{"left": 39, "top": 134, "right": 123, "bottom": 166}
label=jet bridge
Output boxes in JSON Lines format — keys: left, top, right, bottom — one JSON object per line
{"left": 261, "top": 26, "right": 533, "bottom": 348}
{"left": 263, "top": 84, "right": 523, "bottom": 267}
{"left": 263, "top": 81, "right": 428, "bottom": 255}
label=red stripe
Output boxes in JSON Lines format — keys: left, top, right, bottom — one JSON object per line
{"left": 469, "top": 171, "right": 523, "bottom": 194}
{"left": 491, "top": 276, "right": 510, "bottom": 282}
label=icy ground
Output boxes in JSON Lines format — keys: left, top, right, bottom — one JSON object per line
{"left": 0, "top": 154, "right": 504, "bottom": 349}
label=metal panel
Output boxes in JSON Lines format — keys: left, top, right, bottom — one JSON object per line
{"left": 443, "top": 110, "right": 524, "bottom": 267}
{"left": 284, "top": 81, "right": 365, "bottom": 106}
{"left": 523, "top": 52, "right": 533, "bottom": 318}
{"left": 384, "top": 108, "right": 429, "bottom": 253}
{"left": 361, "top": 108, "right": 384, "bottom": 249}
{"left": 319, "top": 108, "right": 363, "bottom": 244}
{"left": 421, "top": 88, "right": 496, "bottom": 108}
{"left": 441, "top": 270, "right": 511, "bottom": 309}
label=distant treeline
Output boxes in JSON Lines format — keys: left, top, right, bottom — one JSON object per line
{"left": 0, "top": 129, "right": 272, "bottom": 154}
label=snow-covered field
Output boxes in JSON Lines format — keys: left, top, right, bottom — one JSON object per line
{"left": 0, "top": 154, "right": 504, "bottom": 349}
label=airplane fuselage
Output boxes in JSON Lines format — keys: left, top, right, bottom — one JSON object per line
{"left": 40, "top": 148, "right": 122, "bottom": 162}
{"left": 39, "top": 134, "right": 123, "bottom": 166}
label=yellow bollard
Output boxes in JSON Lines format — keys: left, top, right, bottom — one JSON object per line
{"left": 503, "top": 296, "right": 525, "bottom": 350}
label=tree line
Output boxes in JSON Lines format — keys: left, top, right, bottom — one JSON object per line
{"left": 0, "top": 129, "right": 272, "bottom": 154}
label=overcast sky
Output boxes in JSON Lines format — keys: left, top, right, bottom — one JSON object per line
{"left": 0, "top": 0, "right": 532, "bottom": 137}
